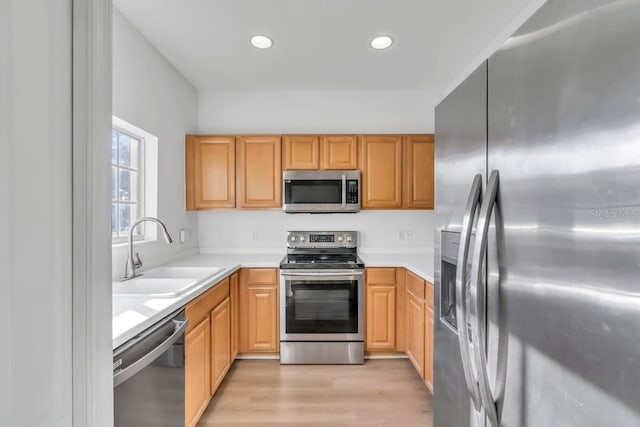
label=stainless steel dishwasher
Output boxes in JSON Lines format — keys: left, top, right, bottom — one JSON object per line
{"left": 113, "top": 309, "right": 188, "bottom": 427}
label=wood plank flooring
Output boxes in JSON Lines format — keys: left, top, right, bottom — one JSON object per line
{"left": 197, "top": 359, "right": 433, "bottom": 426}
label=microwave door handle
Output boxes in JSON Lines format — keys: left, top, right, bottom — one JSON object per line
{"left": 342, "top": 174, "right": 347, "bottom": 208}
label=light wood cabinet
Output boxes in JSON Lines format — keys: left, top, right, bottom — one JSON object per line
{"left": 283, "top": 135, "right": 319, "bottom": 170}
{"left": 185, "top": 135, "right": 236, "bottom": 210}
{"left": 320, "top": 135, "right": 358, "bottom": 170}
{"left": 239, "top": 268, "right": 279, "bottom": 353}
{"left": 360, "top": 135, "right": 404, "bottom": 209}
{"left": 186, "top": 133, "right": 432, "bottom": 210}
{"left": 366, "top": 284, "right": 396, "bottom": 351}
{"left": 230, "top": 272, "right": 239, "bottom": 360}
{"left": 425, "top": 305, "right": 434, "bottom": 392}
{"left": 184, "top": 277, "right": 231, "bottom": 426}
{"left": 185, "top": 317, "right": 210, "bottom": 427}
{"left": 236, "top": 135, "right": 282, "bottom": 208}
{"left": 404, "top": 135, "right": 434, "bottom": 209}
{"left": 365, "top": 268, "right": 397, "bottom": 351}
{"left": 210, "top": 297, "right": 231, "bottom": 394}
{"left": 406, "top": 290, "right": 425, "bottom": 378}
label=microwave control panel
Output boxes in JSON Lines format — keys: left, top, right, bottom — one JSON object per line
{"left": 347, "top": 180, "right": 359, "bottom": 204}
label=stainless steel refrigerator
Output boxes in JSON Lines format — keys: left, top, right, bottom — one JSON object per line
{"left": 433, "top": 1, "right": 640, "bottom": 426}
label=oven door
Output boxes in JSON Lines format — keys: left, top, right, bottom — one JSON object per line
{"left": 280, "top": 269, "right": 364, "bottom": 341}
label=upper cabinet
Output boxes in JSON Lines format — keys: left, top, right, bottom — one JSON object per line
{"left": 282, "top": 134, "right": 358, "bottom": 170}
{"left": 186, "top": 133, "right": 433, "bottom": 211}
{"left": 320, "top": 135, "right": 358, "bottom": 170}
{"left": 236, "top": 135, "right": 282, "bottom": 208}
{"left": 360, "top": 135, "right": 404, "bottom": 209}
{"left": 360, "top": 134, "right": 434, "bottom": 209}
{"left": 185, "top": 135, "right": 236, "bottom": 210}
{"left": 283, "top": 135, "right": 319, "bottom": 170}
{"left": 404, "top": 135, "right": 434, "bottom": 209}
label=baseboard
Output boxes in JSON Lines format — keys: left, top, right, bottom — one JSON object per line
{"left": 235, "top": 353, "right": 280, "bottom": 360}
{"left": 365, "top": 353, "right": 409, "bottom": 360}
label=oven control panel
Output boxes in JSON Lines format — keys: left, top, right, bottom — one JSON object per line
{"left": 287, "top": 231, "right": 357, "bottom": 248}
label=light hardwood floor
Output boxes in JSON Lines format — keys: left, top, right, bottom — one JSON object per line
{"left": 197, "top": 359, "right": 433, "bottom": 426}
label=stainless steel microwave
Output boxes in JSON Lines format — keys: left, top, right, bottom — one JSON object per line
{"left": 283, "top": 170, "right": 360, "bottom": 213}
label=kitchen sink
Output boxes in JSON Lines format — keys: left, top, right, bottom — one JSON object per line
{"left": 142, "top": 266, "right": 222, "bottom": 280}
{"left": 113, "top": 266, "right": 223, "bottom": 298}
{"left": 113, "top": 278, "right": 200, "bottom": 298}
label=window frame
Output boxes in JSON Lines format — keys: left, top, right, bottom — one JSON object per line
{"left": 111, "top": 125, "right": 146, "bottom": 244}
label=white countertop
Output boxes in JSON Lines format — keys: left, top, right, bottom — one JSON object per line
{"left": 360, "top": 250, "right": 434, "bottom": 283}
{"left": 112, "top": 253, "right": 283, "bottom": 349}
{"left": 112, "top": 251, "right": 434, "bottom": 349}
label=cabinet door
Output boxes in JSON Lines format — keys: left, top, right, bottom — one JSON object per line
{"left": 186, "top": 135, "right": 235, "bottom": 210}
{"left": 360, "top": 135, "right": 403, "bottom": 208}
{"left": 230, "top": 272, "right": 239, "bottom": 360}
{"left": 404, "top": 135, "right": 434, "bottom": 209}
{"left": 247, "top": 285, "right": 278, "bottom": 352}
{"left": 239, "top": 268, "right": 279, "bottom": 353}
{"left": 320, "top": 135, "right": 358, "bottom": 170}
{"left": 366, "top": 284, "right": 396, "bottom": 351}
{"left": 425, "top": 305, "right": 434, "bottom": 392}
{"left": 236, "top": 135, "right": 282, "bottom": 208}
{"left": 185, "top": 317, "right": 211, "bottom": 427}
{"left": 406, "top": 292, "right": 425, "bottom": 377}
{"left": 283, "top": 135, "right": 319, "bottom": 170}
{"left": 211, "top": 298, "right": 231, "bottom": 394}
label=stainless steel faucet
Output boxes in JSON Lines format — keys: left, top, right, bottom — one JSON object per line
{"left": 122, "top": 217, "right": 173, "bottom": 281}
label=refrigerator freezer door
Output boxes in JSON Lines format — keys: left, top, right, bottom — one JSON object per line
{"left": 487, "top": 0, "right": 640, "bottom": 425}
{"left": 434, "top": 62, "right": 488, "bottom": 427}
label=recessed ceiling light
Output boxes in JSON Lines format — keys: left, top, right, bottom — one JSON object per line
{"left": 251, "top": 35, "right": 273, "bottom": 49}
{"left": 370, "top": 35, "right": 393, "bottom": 50}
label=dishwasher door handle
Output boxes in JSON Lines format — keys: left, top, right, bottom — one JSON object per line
{"left": 113, "top": 318, "right": 188, "bottom": 387}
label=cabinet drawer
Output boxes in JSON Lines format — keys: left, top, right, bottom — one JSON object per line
{"left": 245, "top": 268, "right": 277, "bottom": 285}
{"left": 425, "top": 281, "right": 434, "bottom": 308}
{"left": 366, "top": 268, "right": 396, "bottom": 285}
{"left": 186, "top": 278, "right": 230, "bottom": 330}
{"left": 406, "top": 270, "right": 425, "bottom": 300}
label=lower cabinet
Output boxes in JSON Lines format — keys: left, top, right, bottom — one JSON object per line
{"left": 211, "top": 297, "right": 231, "bottom": 394}
{"left": 185, "top": 317, "right": 210, "bottom": 427}
{"left": 230, "top": 272, "right": 239, "bottom": 360}
{"left": 405, "top": 269, "right": 434, "bottom": 392}
{"left": 239, "top": 268, "right": 279, "bottom": 353}
{"left": 184, "top": 277, "right": 231, "bottom": 427}
{"left": 425, "top": 304, "right": 434, "bottom": 392}
{"left": 366, "top": 268, "right": 397, "bottom": 351}
{"left": 406, "top": 290, "right": 425, "bottom": 377}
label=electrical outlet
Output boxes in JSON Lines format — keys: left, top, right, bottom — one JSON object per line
{"left": 398, "top": 229, "right": 413, "bottom": 241}
{"left": 252, "top": 230, "right": 259, "bottom": 241}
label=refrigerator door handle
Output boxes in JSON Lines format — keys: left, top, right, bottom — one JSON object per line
{"left": 470, "top": 169, "right": 501, "bottom": 427}
{"left": 454, "top": 174, "right": 483, "bottom": 411}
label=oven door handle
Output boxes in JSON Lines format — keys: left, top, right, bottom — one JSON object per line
{"left": 281, "top": 271, "right": 364, "bottom": 277}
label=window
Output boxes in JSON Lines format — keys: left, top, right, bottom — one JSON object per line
{"left": 111, "top": 117, "right": 158, "bottom": 245}
{"left": 112, "top": 127, "right": 144, "bottom": 242}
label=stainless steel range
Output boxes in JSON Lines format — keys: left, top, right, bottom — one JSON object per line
{"left": 279, "top": 230, "right": 365, "bottom": 364}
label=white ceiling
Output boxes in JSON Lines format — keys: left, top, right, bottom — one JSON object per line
{"left": 114, "top": 0, "right": 543, "bottom": 95}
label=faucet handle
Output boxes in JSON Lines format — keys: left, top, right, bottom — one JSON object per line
{"left": 134, "top": 253, "right": 143, "bottom": 268}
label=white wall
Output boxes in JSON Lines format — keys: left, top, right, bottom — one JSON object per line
{"left": 198, "top": 90, "right": 436, "bottom": 134}
{"left": 112, "top": 7, "right": 200, "bottom": 279}
{"left": 198, "top": 210, "right": 434, "bottom": 252}
{"left": 0, "top": 1, "right": 73, "bottom": 424}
